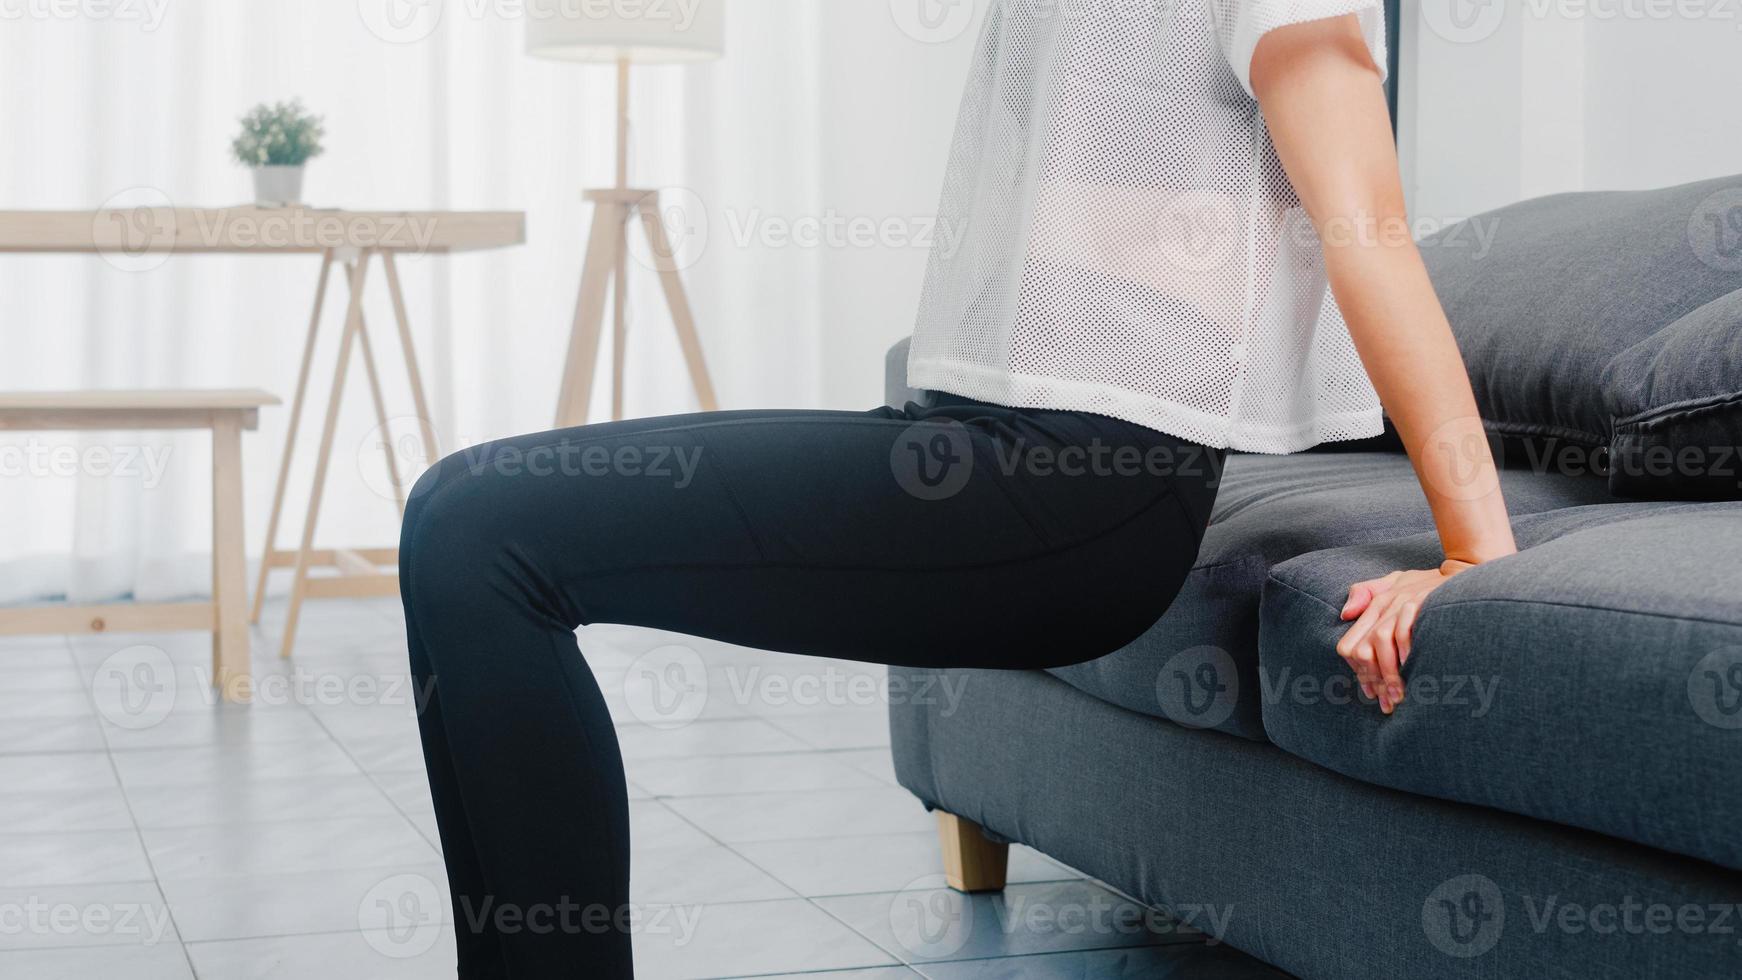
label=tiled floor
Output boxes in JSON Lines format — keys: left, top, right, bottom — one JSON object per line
{"left": 0, "top": 598, "right": 1292, "bottom": 979}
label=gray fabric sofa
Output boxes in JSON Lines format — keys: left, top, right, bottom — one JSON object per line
{"left": 882, "top": 339, "right": 1742, "bottom": 980}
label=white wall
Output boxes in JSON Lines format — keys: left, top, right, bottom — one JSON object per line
{"left": 1401, "top": 1, "right": 1742, "bottom": 223}
{"left": 810, "top": 2, "right": 986, "bottom": 409}
{"left": 1582, "top": 16, "right": 1742, "bottom": 189}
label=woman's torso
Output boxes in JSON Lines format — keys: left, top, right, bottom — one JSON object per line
{"left": 907, "top": 0, "right": 1390, "bottom": 454}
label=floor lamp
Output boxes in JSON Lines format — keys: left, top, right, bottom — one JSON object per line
{"left": 527, "top": 4, "right": 725, "bottom": 427}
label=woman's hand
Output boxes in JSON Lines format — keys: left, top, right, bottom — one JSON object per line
{"left": 1336, "top": 560, "right": 1476, "bottom": 715}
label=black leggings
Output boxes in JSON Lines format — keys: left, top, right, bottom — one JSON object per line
{"left": 399, "top": 395, "right": 1224, "bottom": 978}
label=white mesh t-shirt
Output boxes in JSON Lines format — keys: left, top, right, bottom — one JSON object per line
{"left": 907, "top": 0, "right": 1390, "bottom": 454}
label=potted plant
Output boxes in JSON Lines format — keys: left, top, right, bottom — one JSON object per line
{"left": 231, "top": 100, "right": 326, "bottom": 206}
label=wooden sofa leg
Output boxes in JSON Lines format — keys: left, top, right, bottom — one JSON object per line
{"left": 936, "top": 811, "right": 1009, "bottom": 893}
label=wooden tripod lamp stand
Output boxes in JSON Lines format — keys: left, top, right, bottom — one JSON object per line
{"left": 526, "top": 1, "right": 726, "bottom": 427}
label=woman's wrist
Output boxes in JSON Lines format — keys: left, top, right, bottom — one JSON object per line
{"left": 1441, "top": 530, "right": 1520, "bottom": 570}
{"left": 1440, "top": 548, "right": 1513, "bottom": 574}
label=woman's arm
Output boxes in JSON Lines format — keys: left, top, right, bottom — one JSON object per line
{"left": 1250, "top": 15, "right": 1519, "bottom": 714}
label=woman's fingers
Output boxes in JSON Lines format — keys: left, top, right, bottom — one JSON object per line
{"left": 1341, "top": 583, "right": 1374, "bottom": 621}
{"left": 1335, "top": 604, "right": 1370, "bottom": 673}
{"left": 1395, "top": 601, "right": 1420, "bottom": 666}
{"left": 1336, "top": 592, "right": 1388, "bottom": 697}
{"left": 1340, "top": 573, "right": 1399, "bottom": 621}
{"left": 1371, "top": 603, "right": 1406, "bottom": 713}
{"left": 1336, "top": 592, "right": 1378, "bottom": 658}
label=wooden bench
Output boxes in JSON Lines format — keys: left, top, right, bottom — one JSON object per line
{"left": 0, "top": 389, "right": 279, "bottom": 701}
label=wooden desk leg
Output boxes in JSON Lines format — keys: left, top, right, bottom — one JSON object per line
{"left": 211, "top": 413, "right": 252, "bottom": 702}
{"left": 349, "top": 260, "right": 407, "bottom": 516}
{"left": 282, "top": 249, "right": 373, "bottom": 659}
{"left": 252, "top": 248, "right": 336, "bottom": 625}
{"left": 382, "top": 253, "right": 439, "bottom": 475}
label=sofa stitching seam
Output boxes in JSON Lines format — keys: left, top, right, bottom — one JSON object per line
{"left": 1266, "top": 571, "right": 1742, "bottom": 632}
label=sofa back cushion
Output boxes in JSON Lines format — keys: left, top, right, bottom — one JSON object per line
{"left": 1420, "top": 175, "right": 1742, "bottom": 499}
{"left": 1602, "top": 288, "right": 1742, "bottom": 499}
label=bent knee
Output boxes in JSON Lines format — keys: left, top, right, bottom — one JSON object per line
{"left": 399, "top": 447, "right": 502, "bottom": 591}
{"left": 400, "top": 439, "right": 508, "bottom": 553}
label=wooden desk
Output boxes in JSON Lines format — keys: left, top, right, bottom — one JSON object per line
{"left": 0, "top": 208, "right": 526, "bottom": 669}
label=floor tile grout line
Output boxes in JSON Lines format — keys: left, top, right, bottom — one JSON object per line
{"left": 642, "top": 783, "right": 919, "bottom": 806}
{"left": 0, "top": 928, "right": 438, "bottom": 967}
{"left": 696, "top": 963, "right": 931, "bottom": 980}
{"left": 630, "top": 831, "right": 1085, "bottom": 900}
{"left": 356, "top": 764, "right": 445, "bottom": 854}
{"left": 0, "top": 874, "right": 161, "bottom": 887}
{"left": 0, "top": 746, "right": 118, "bottom": 758}
{"left": 150, "top": 896, "right": 459, "bottom": 950}
{"left": 103, "top": 622, "right": 368, "bottom": 980}
{"left": 0, "top": 938, "right": 193, "bottom": 959}
{"left": 633, "top": 797, "right": 803, "bottom": 905}
{"left": 711, "top": 966, "right": 923, "bottom": 980}
{"left": 628, "top": 775, "right": 890, "bottom": 801}
{"left": 101, "top": 623, "right": 423, "bottom": 973}
{"left": 777, "top": 872, "right": 1083, "bottom": 903}
{"left": 720, "top": 788, "right": 942, "bottom": 970}
{"left": 797, "top": 890, "right": 916, "bottom": 971}
{"left": 245, "top": 647, "right": 436, "bottom": 853}
{"left": 64, "top": 632, "right": 202, "bottom": 980}
{"left": 781, "top": 860, "right": 1147, "bottom": 972}
{"left": 173, "top": 922, "right": 445, "bottom": 949}
{"left": 896, "top": 940, "right": 1216, "bottom": 975}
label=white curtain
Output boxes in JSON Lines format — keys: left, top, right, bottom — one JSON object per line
{"left": 0, "top": 0, "right": 827, "bottom": 604}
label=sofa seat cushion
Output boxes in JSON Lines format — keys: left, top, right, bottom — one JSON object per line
{"left": 1048, "top": 452, "right": 1614, "bottom": 740}
{"left": 1261, "top": 503, "right": 1742, "bottom": 870}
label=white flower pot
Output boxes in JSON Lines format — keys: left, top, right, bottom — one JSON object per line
{"left": 252, "top": 165, "right": 305, "bottom": 207}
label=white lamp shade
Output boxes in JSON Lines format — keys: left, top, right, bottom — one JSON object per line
{"left": 525, "top": 0, "right": 725, "bottom": 63}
